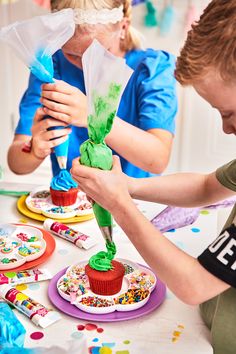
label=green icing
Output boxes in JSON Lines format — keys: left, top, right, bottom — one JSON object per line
{"left": 80, "top": 82, "right": 122, "bottom": 228}
{"left": 89, "top": 241, "right": 116, "bottom": 271}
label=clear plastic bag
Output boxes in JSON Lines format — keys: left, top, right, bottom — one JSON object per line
{"left": 0, "top": 9, "right": 75, "bottom": 82}
{"left": 0, "top": 9, "right": 75, "bottom": 167}
{"left": 80, "top": 39, "right": 133, "bottom": 228}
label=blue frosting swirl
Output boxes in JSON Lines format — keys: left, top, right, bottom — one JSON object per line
{"left": 50, "top": 169, "right": 78, "bottom": 191}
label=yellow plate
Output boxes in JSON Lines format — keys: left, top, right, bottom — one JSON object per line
{"left": 17, "top": 195, "right": 94, "bottom": 224}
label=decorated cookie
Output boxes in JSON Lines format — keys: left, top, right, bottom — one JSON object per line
{"left": 1, "top": 246, "right": 13, "bottom": 254}
{"left": 0, "top": 238, "right": 6, "bottom": 247}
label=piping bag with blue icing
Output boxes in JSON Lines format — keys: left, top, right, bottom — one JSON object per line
{"left": 0, "top": 9, "right": 75, "bottom": 169}
{"left": 80, "top": 40, "right": 133, "bottom": 244}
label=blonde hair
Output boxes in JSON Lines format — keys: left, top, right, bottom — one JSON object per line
{"left": 50, "top": 0, "right": 142, "bottom": 51}
{"left": 175, "top": 0, "right": 236, "bottom": 85}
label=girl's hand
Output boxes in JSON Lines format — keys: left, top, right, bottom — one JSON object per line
{"left": 31, "top": 107, "right": 72, "bottom": 159}
{"left": 40, "top": 80, "right": 88, "bottom": 128}
{"left": 71, "top": 156, "right": 131, "bottom": 212}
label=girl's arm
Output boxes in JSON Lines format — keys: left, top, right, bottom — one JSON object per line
{"left": 8, "top": 134, "right": 45, "bottom": 174}
{"left": 41, "top": 81, "right": 174, "bottom": 174}
{"left": 106, "top": 120, "right": 173, "bottom": 174}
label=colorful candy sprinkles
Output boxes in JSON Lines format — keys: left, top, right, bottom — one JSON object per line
{"left": 79, "top": 296, "right": 114, "bottom": 307}
{"left": 115, "top": 289, "right": 149, "bottom": 305}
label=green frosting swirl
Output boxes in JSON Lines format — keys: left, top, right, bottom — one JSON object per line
{"left": 89, "top": 241, "right": 116, "bottom": 271}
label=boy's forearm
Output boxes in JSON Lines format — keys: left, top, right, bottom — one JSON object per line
{"left": 129, "top": 172, "right": 233, "bottom": 207}
{"left": 8, "top": 141, "right": 44, "bottom": 175}
{"left": 111, "top": 197, "right": 229, "bottom": 304}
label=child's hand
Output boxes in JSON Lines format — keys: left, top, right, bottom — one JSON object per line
{"left": 71, "top": 156, "right": 131, "bottom": 213}
{"left": 31, "top": 108, "right": 72, "bottom": 159}
{"left": 40, "top": 80, "right": 88, "bottom": 128}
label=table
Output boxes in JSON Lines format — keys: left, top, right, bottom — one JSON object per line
{"left": 0, "top": 194, "right": 217, "bottom": 354}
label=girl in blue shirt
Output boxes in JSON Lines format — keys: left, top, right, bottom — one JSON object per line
{"left": 8, "top": 0, "right": 177, "bottom": 178}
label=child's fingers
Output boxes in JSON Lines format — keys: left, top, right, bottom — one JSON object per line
{"left": 42, "top": 107, "right": 71, "bottom": 124}
{"left": 33, "top": 107, "right": 46, "bottom": 123}
{"left": 48, "top": 135, "right": 69, "bottom": 149}
{"left": 42, "top": 80, "right": 77, "bottom": 95}
{"left": 41, "top": 90, "right": 73, "bottom": 105}
{"left": 44, "top": 127, "right": 71, "bottom": 141}
{"left": 40, "top": 118, "right": 68, "bottom": 130}
{"left": 40, "top": 95, "right": 73, "bottom": 115}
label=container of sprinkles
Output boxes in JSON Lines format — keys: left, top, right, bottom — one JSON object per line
{"left": 76, "top": 295, "right": 115, "bottom": 314}
{"left": 115, "top": 289, "right": 150, "bottom": 312}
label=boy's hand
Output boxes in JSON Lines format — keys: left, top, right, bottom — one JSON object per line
{"left": 31, "top": 108, "right": 71, "bottom": 159}
{"left": 71, "top": 156, "right": 131, "bottom": 213}
{"left": 41, "top": 80, "right": 88, "bottom": 128}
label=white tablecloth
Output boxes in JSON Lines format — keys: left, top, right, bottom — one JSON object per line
{"left": 0, "top": 194, "right": 216, "bottom": 354}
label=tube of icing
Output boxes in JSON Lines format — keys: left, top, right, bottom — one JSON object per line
{"left": 0, "top": 285, "right": 61, "bottom": 328}
{"left": 0, "top": 268, "right": 52, "bottom": 286}
{"left": 43, "top": 219, "right": 97, "bottom": 250}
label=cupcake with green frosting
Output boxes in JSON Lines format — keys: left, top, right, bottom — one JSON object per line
{"left": 85, "top": 241, "right": 125, "bottom": 296}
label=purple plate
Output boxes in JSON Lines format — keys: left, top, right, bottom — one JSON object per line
{"left": 48, "top": 264, "right": 166, "bottom": 322}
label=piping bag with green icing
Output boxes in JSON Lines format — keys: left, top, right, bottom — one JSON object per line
{"left": 80, "top": 40, "right": 133, "bottom": 245}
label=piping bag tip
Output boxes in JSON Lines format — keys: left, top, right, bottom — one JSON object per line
{"left": 99, "top": 225, "right": 113, "bottom": 244}
{"left": 92, "top": 202, "right": 113, "bottom": 243}
{"left": 57, "top": 156, "right": 67, "bottom": 169}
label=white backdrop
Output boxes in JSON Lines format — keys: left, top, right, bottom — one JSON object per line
{"left": 0, "top": 0, "right": 235, "bottom": 184}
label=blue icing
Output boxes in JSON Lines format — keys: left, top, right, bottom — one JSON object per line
{"left": 30, "top": 49, "right": 54, "bottom": 83}
{"left": 50, "top": 169, "right": 78, "bottom": 191}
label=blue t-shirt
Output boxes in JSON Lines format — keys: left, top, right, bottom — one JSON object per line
{"left": 16, "top": 48, "right": 177, "bottom": 178}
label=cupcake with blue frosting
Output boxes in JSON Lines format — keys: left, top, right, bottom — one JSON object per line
{"left": 50, "top": 170, "right": 78, "bottom": 206}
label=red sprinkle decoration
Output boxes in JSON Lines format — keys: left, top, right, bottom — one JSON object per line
{"left": 85, "top": 323, "right": 98, "bottom": 331}
{"left": 97, "top": 328, "right": 104, "bottom": 333}
{"left": 77, "top": 324, "right": 85, "bottom": 331}
{"left": 30, "top": 332, "right": 44, "bottom": 340}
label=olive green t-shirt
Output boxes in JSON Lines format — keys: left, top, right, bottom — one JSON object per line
{"left": 198, "top": 160, "right": 236, "bottom": 287}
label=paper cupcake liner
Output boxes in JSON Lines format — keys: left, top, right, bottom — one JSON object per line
{"left": 88, "top": 276, "right": 124, "bottom": 296}
{"left": 50, "top": 188, "right": 78, "bottom": 206}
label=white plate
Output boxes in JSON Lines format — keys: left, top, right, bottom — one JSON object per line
{"left": 57, "top": 259, "right": 156, "bottom": 314}
{"left": 25, "top": 186, "right": 93, "bottom": 219}
{"left": 0, "top": 224, "right": 46, "bottom": 270}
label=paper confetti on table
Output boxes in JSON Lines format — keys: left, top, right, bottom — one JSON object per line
{"left": 30, "top": 331, "right": 44, "bottom": 340}
{"left": 16, "top": 284, "right": 28, "bottom": 291}
{"left": 19, "top": 218, "right": 28, "bottom": 224}
{"left": 172, "top": 324, "right": 185, "bottom": 343}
